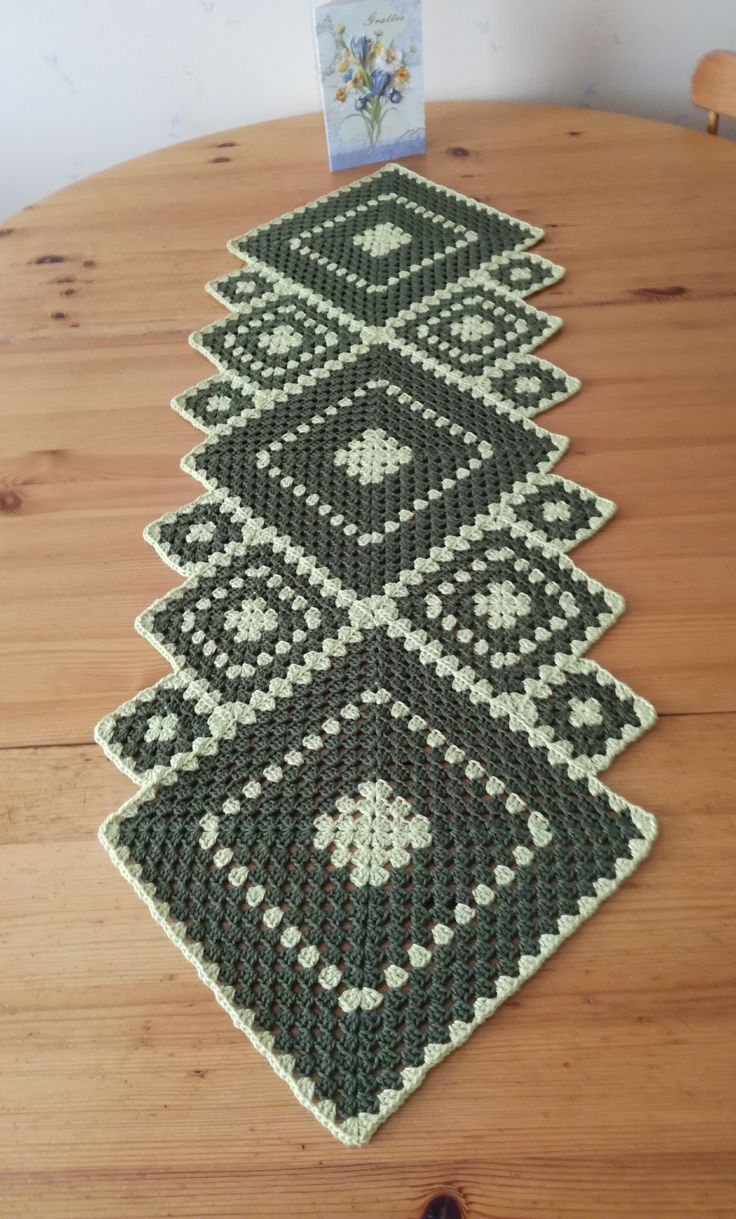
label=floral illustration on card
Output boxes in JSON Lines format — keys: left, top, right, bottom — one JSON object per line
{"left": 333, "top": 28, "right": 414, "bottom": 147}
{"left": 314, "top": 1, "right": 426, "bottom": 171}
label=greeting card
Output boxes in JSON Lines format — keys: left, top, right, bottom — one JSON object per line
{"left": 314, "top": 0, "right": 425, "bottom": 171}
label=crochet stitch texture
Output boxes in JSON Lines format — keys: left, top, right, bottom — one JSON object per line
{"left": 96, "top": 163, "right": 657, "bottom": 1145}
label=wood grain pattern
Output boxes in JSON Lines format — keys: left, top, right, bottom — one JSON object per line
{"left": 1, "top": 102, "right": 735, "bottom": 1218}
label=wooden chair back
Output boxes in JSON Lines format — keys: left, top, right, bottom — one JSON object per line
{"left": 691, "top": 50, "right": 736, "bottom": 134}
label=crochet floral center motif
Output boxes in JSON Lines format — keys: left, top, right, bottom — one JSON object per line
{"left": 312, "top": 779, "right": 431, "bottom": 888}
{"left": 96, "top": 162, "right": 657, "bottom": 1147}
{"left": 353, "top": 220, "right": 413, "bottom": 257}
{"left": 257, "top": 322, "right": 303, "bottom": 356}
{"left": 333, "top": 426, "right": 413, "bottom": 484}
{"left": 222, "top": 598, "right": 280, "bottom": 644}
{"left": 472, "top": 580, "right": 532, "bottom": 630}
{"left": 450, "top": 314, "right": 496, "bottom": 344}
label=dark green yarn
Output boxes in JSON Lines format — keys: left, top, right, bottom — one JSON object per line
{"left": 107, "top": 677, "right": 212, "bottom": 778}
{"left": 175, "top": 372, "right": 257, "bottom": 433}
{"left": 191, "top": 348, "right": 561, "bottom": 597}
{"left": 484, "top": 355, "right": 577, "bottom": 417}
{"left": 390, "top": 281, "right": 552, "bottom": 359}
{"left": 207, "top": 264, "right": 276, "bottom": 312}
{"left": 509, "top": 477, "right": 605, "bottom": 543}
{"left": 195, "top": 296, "right": 363, "bottom": 394}
{"left": 394, "top": 522, "right": 619, "bottom": 696}
{"left": 151, "top": 496, "right": 248, "bottom": 575}
{"left": 114, "top": 643, "right": 641, "bottom": 1121}
{"left": 144, "top": 543, "right": 344, "bottom": 706}
{"left": 231, "top": 165, "right": 535, "bottom": 325}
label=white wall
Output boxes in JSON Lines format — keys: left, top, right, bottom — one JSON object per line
{"left": 2, "top": 0, "right": 734, "bottom": 220}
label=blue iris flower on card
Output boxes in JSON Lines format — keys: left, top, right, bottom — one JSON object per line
{"left": 350, "top": 35, "right": 371, "bottom": 66}
{"left": 369, "top": 69, "right": 392, "bottom": 97}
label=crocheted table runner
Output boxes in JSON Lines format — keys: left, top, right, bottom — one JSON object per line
{"left": 97, "top": 163, "right": 657, "bottom": 1145}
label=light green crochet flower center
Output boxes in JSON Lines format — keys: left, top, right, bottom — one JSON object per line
{"left": 312, "top": 779, "right": 432, "bottom": 888}
{"left": 353, "top": 221, "right": 413, "bottom": 258}
{"left": 333, "top": 426, "right": 413, "bottom": 485}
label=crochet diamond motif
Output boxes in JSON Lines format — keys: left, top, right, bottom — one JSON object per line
{"left": 312, "top": 779, "right": 432, "bottom": 888}
{"left": 96, "top": 163, "right": 657, "bottom": 1145}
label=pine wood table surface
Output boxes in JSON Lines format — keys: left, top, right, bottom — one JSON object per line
{"left": 1, "top": 101, "right": 735, "bottom": 1219}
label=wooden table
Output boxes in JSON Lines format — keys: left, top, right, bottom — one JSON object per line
{"left": 1, "top": 101, "right": 735, "bottom": 1219}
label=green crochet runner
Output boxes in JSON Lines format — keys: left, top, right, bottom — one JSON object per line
{"left": 96, "top": 163, "right": 657, "bottom": 1145}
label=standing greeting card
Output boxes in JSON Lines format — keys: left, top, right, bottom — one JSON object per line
{"left": 313, "top": 0, "right": 425, "bottom": 171}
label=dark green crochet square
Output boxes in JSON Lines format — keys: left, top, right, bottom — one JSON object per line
{"left": 231, "top": 165, "right": 540, "bottom": 324}
{"left": 508, "top": 479, "right": 610, "bottom": 549}
{"left": 147, "top": 495, "right": 247, "bottom": 575}
{"left": 190, "top": 348, "right": 563, "bottom": 596}
{"left": 139, "top": 545, "right": 347, "bottom": 707}
{"left": 207, "top": 264, "right": 278, "bottom": 312}
{"left": 479, "top": 354, "right": 579, "bottom": 418}
{"left": 193, "top": 296, "right": 363, "bottom": 394}
{"left": 484, "top": 252, "right": 561, "bottom": 297}
{"left": 110, "top": 643, "right": 646, "bottom": 1123}
{"left": 390, "top": 283, "right": 556, "bottom": 369}
{"left": 529, "top": 664, "right": 651, "bottom": 767}
{"left": 174, "top": 374, "right": 257, "bottom": 433}
{"left": 251, "top": 381, "right": 483, "bottom": 534}
{"left": 392, "top": 521, "right": 621, "bottom": 696}
{"left": 103, "top": 675, "right": 213, "bottom": 781}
